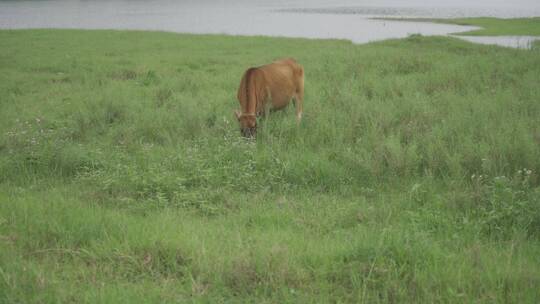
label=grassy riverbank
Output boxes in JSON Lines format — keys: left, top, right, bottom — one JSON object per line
{"left": 379, "top": 17, "right": 540, "bottom": 36}
{"left": 1, "top": 29, "right": 540, "bottom": 303}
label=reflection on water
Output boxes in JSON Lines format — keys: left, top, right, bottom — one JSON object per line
{"left": 0, "top": 0, "right": 538, "bottom": 48}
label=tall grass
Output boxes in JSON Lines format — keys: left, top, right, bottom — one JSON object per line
{"left": 1, "top": 30, "right": 540, "bottom": 303}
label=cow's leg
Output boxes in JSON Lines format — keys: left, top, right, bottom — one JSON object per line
{"left": 295, "top": 81, "right": 304, "bottom": 124}
{"left": 260, "top": 87, "right": 272, "bottom": 117}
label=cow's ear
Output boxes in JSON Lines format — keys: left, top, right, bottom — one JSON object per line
{"left": 234, "top": 110, "right": 241, "bottom": 120}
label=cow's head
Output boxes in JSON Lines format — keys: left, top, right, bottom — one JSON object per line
{"left": 235, "top": 110, "right": 257, "bottom": 138}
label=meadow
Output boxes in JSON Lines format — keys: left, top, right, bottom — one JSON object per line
{"left": 1, "top": 28, "right": 539, "bottom": 303}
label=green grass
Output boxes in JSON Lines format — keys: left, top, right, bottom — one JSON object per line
{"left": 1, "top": 29, "right": 540, "bottom": 303}
{"left": 378, "top": 17, "right": 540, "bottom": 36}
{"left": 445, "top": 17, "right": 540, "bottom": 36}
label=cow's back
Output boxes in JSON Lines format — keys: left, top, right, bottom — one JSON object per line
{"left": 259, "top": 59, "right": 303, "bottom": 110}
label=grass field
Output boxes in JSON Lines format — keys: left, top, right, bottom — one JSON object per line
{"left": 1, "top": 29, "right": 540, "bottom": 303}
{"left": 378, "top": 17, "right": 540, "bottom": 36}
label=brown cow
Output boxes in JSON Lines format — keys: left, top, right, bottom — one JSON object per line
{"left": 235, "top": 58, "right": 304, "bottom": 137}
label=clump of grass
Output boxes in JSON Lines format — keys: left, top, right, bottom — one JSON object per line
{"left": 469, "top": 169, "right": 540, "bottom": 238}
